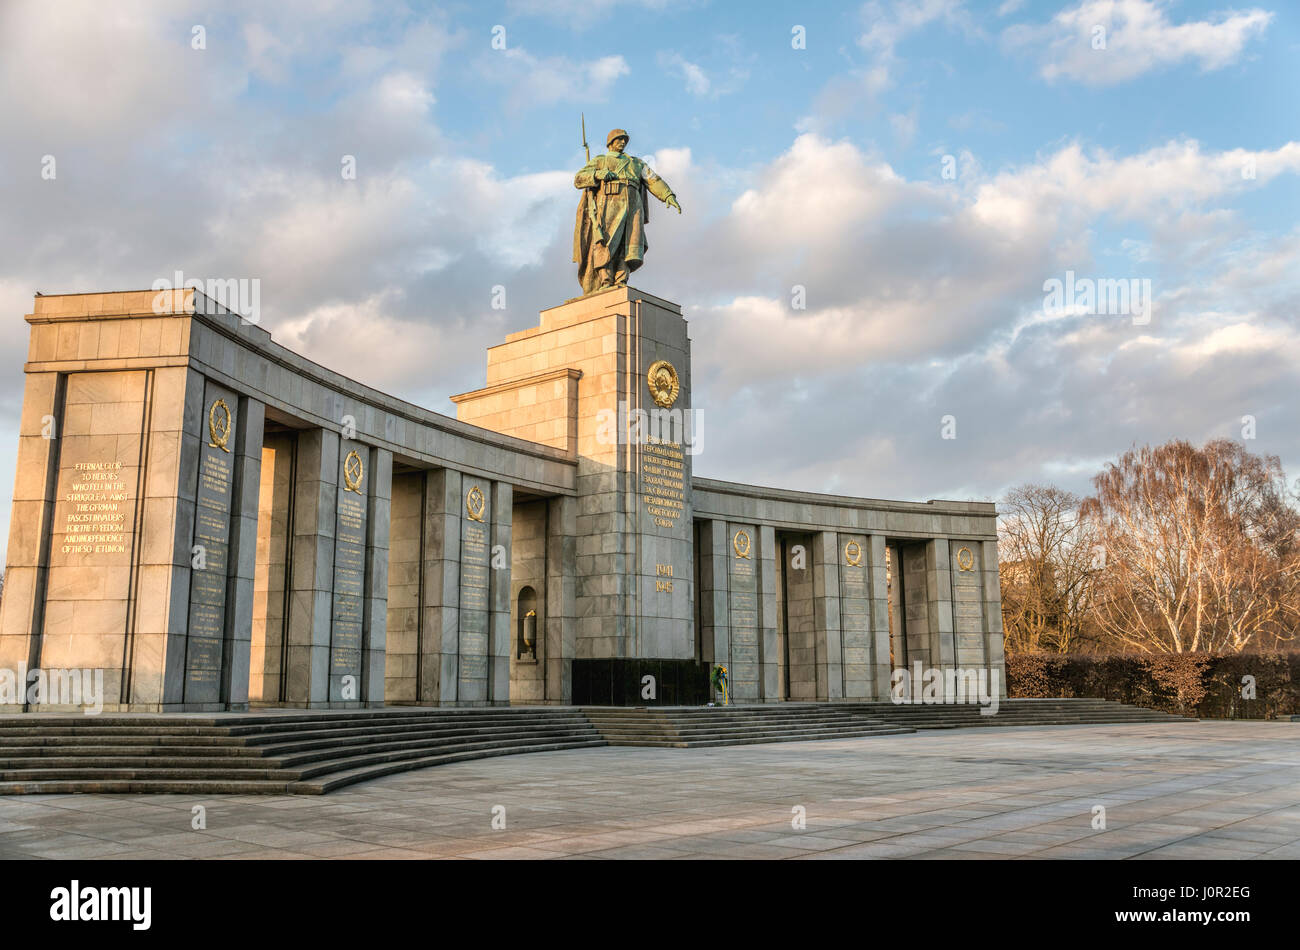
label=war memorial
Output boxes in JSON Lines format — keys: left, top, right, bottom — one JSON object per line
{"left": 0, "top": 129, "right": 1005, "bottom": 715}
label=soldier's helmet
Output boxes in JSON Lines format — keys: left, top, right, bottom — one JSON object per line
{"left": 607, "top": 129, "right": 630, "bottom": 147}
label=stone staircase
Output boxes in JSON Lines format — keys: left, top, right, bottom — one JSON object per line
{"left": 843, "top": 697, "right": 1194, "bottom": 730}
{"left": 581, "top": 704, "right": 915, "bottom": 747}
{"left": 0, "top": 699, "right": 1193, "bottom": 796}
{"left": 0, "top": 707, "right": 604, "bottom": 796}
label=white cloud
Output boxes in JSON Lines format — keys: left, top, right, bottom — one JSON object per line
{"left": 1004, "top": 0, "right": 1273, "bottom": 85}
{"left": 483, "top": 48, "right": 630, "bottom": 109}
{"left": 2, "top": 0, "right": 1299, "bottom": 551}
{"left": 968, "top": 140, "right": 1300, "bottom": 236}
{"left": 658, "top": 51, "right": 711, "bottom": 96}
{"left": 798, "top": 0, "right": 974, "bottom": 131}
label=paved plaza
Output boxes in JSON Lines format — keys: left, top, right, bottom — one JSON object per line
{"left": 0, "top": 721, "right": 1297, "bottom": 860}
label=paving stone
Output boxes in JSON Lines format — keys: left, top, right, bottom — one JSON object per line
{"left": 0, "top": 722, "right": 1294, "bottom": 859}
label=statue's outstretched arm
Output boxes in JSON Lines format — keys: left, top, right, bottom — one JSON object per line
{"left": 643, "top": 167, "right": 682, "bottom": 213}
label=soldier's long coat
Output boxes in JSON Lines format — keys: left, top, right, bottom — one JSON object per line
{"left": 573, "top": 151, "right": 674, "bottom": 296}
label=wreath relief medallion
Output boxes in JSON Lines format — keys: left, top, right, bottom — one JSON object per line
{"left": 466, "top": 485, "right": 487, "bottom": 522}
{"left": 844, "top": 539, "right": 863, "bottom": 567}
{"left": 647, "top": 359, "right": 680, "bottom": 409}
{"left": 956, "top": 546, "right": 975, "bottom": 572}
{"left": 342, "top": 450, "right": 365, "bottom": 493}
{"left": 207, "top": 398, "right": 232, "bottom": 453}
{"left": 733, "top": 529, "right": 751, "bottom": 560}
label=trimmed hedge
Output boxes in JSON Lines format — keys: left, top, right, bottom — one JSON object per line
{"left": 1005, "top": 652, "right": 1300, "bottom": 719}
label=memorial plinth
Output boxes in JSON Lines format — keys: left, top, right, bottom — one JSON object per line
{"left": 453, "top": 287, "right": 697, "bottom": 684}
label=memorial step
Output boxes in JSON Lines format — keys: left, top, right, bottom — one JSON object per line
{"left": 612, "top": 727, "right": 916, "bottom": 748}
{"left": 0, "top": 699, "right": 1195, "bottom": 795}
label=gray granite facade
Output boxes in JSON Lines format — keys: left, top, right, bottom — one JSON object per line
{"left": 1, "top": 287, "right": 1003, "bottom": 710}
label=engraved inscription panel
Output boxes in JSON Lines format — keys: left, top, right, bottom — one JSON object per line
{"left": 839, "top": 535, "right": 871, "bottom": 689}
{"left": 330, "top": 480, "right": 368, "bottom": 690}
{"left": 458, "top": 485, "right": 491, "bottom": 696}
{"left": 728, "top": 524, "right": 760, "bottom": 699}
{"left": 42, "top": 372, "right": 148, "bottom": 677}
{"left": 641, "top": 441, "right": 685, "bottom": 531}
{"left": 186, "top": 405, "right": 235, "bottom": 702}
{"left": 951, "top": 543, "right": 985, "bottom": 665}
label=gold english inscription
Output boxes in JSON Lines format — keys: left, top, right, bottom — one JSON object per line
{"left": 61, "top": 461, "right": 128, "bottom": 555}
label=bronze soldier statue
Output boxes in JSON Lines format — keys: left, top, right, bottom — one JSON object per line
{"left": 573, "top": 128, "right": 681, "bottom": 296}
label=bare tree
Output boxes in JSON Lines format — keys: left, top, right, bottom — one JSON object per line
{"left": 1081, "top": 439, "right": 1300, "bottom": 653}
{"left": 998, "top": 484, "right": 1101, "bottom": 653}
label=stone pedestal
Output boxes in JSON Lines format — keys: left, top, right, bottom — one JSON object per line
{"left": 454, "top": 287, "right": 697, "bottom": 698}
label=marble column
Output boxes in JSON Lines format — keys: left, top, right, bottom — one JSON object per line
{"left": 758, "top": 524, "right": 780, "bottom": 702}
{"left": 811, "top": 531, "right": 843, "bottom": 701}
{"left": 220, "top": 395, "right": 264, "bottom": 710}
{"left": 285, "top": 427, "right": 338, "bottom": 707}
{"left": 726, "top": 522, "right": 760, "bottom": 701}
{"left": 425, "top": 468, "right": 461, "bottom": 704}
{"left": 838, "top": 532, "right": 871, "bottom": 700}
{"left": 695, "top": 520, "right": 729, "bottom": 687}
{"left": 925, "top": 537, "right": 957, "bottom": 699}
{"left": 456, "top": 478, "right": 492, "bottom": 704}
{"left": 982, "top": 539, "right": 1007, "bottom": 698}
{"left": 545, "top": 494, "right": 577, "bottom": 703}
{"left": 489, "top": 481, "right": 512, "bottom": 704}
{"left": 867, "top": 534, "right": 892, "bottom": 700}
{"left": 361, "top": 447, "right": 392, "bottom": 706}
{"left": 0, "top": 373, "right": 64, "bottom": 698}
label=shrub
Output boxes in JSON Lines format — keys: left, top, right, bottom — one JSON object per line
{"left": 1004, "top": 652, "right": 1300, "bottom": 719}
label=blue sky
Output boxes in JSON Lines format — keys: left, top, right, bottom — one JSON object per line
{"left": 0, "top": 0, "right": 1298, "bottom": 560}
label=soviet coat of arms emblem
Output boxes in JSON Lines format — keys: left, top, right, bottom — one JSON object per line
{"left": 647, "top": 360, "right": 679, "bottom": 409}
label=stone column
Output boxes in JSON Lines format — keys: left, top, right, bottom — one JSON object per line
{"left": 900, "top": 543, "right": 930, "bottom": 668}
{"left": 489, "top": 481, "right": 512, "bottom": 704}
{"left": 285, "top": 427, "right": 339, "bottom": 707}
{"left": 925, "top": 537, "right": 956, "bottom": 699}
{"left": 545, "top": 494, "right": 577, "bottom": 703}
{"left": 839, "top": 532, "right": 871, "bottom": 700}
{"left": 221, "top": 395, "right": 264, "bottom": 710}
{"left": 812, "top": 531, "right": 843, "bottom": 700}
{"left": 425, "top": 468, "right": 461, "bottom": 704}
{"left": 982, "top": 539, "right": 1007, "bottom": 698}
{"left": 726, "top": 522, "right": 760, "bottom": 701}
{"left": 136, "top": 366, "right": 202, "bottom": 710}
{"left": 758, "top": 524, "right": 780, "bottom": 702}
{"left": 696, "top": 520, "right": 729, "bottom": 686}
{"left": 457, "top": 478, "right": 492, "bottom": 704}
{"left": 867, "top": 535, "right": 891, "bottom": 700}
{"left": 361, "top": 447, "right": 392, "bottom": 706}
{"left": 0, "top": 372, "right": 64, "bottom": 707}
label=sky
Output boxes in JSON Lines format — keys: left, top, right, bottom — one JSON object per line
{"left": 0, "top": 0, "right": 1297, "bottom": 561}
